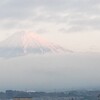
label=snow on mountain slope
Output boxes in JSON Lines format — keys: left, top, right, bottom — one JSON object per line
{"left": 0, "top": 32, "right": 72, "bottom": 57}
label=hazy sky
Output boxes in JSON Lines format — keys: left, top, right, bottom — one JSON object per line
{"left": 0, "top": 0, "right": 100, "bottom": 91}
{"left": 0, "top": 0, "right": 100, "bottom": 52}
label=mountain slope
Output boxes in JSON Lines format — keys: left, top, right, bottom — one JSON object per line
{"left": 0, "top": 32, "right": 72, "bottom": 57}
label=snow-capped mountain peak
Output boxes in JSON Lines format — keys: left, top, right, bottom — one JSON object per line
{"left": 0, "top": 32, "right": 72, "bottom": 57}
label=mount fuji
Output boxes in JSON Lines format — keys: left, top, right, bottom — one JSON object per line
{"left": 0, "top": 32, "right": 72, "bottom": 57}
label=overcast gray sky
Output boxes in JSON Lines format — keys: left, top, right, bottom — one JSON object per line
{"left": 0, "top": 0, "right": 100, "bottom": 52}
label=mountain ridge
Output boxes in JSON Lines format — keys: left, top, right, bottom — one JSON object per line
{"left": 0, "top": 32, "right": 72, "bottom": 57}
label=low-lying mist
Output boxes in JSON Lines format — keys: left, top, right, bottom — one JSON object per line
{"left": 0, "top": 53, "right": 100, "bottom": 91}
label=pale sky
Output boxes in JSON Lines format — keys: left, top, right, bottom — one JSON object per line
{"left": 0, "top": 0, "right": 100, "bottom": 53}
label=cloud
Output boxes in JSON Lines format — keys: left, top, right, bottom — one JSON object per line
{"left": 0, "top": 54, "right": 100, "bottom": 91}
{"left": 0, "top": 0, "right": 100, "bottom": 34}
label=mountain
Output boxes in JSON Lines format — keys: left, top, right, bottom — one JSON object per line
{"left": 0, "top": 32, "right": 72, "bottom": 57}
